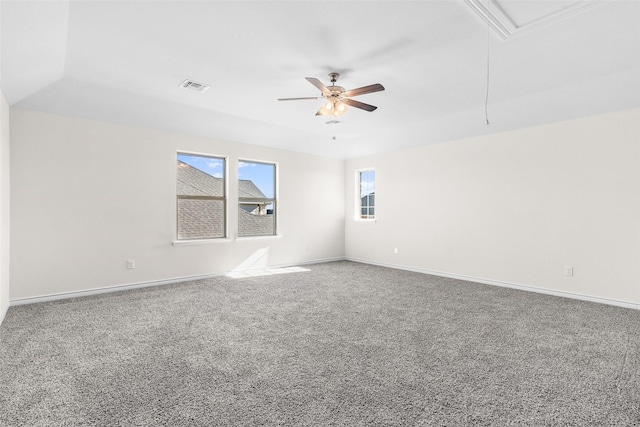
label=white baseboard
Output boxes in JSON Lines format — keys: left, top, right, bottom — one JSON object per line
{"left": 11, "top": 256, "right": 635, "bottom": 312}
{"left": 9, "top": 274, "right": 221, "bottom": 306}
{"left": 346, "top": 257, "right": 640, "bottom": 311}
{"left": 289, "top": 257, "right": 345, "bottom": 267}
{"left": 8, "top": 257, "right": 347, "bottom": 307}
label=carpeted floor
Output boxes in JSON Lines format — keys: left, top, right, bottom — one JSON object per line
{"left": 1, "top": 261, "right": 639, "bottom": 426}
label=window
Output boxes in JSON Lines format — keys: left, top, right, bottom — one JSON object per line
{"left": 176, "top": 153, "right": 226, "bottom": 240}
{"left": 358, "top": 169, "right": 375, "bottom": 220}
{"left": 238, "top": 160, "right": 276, "bottom": 237}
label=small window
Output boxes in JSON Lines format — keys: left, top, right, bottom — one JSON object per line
{"left": 238, "top": 160, "right": 276, "bottom": 237}
{"left": 176, "top": 153, "right": 226, "bottom": 239}
{"left": 358, "top": 169, "right": 375, "bottom": 220}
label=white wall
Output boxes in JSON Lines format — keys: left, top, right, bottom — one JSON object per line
{"left": 0, "top": 91, "right": 10, "bottom": 320}
{"left": 8, "top": 107, "right": 640, "bottom": 307}
{"left": 345, "top": 109, "right": 640, "bottom": 306}
{"left": 10, "top": 109, "right": 344, "bottom": 300}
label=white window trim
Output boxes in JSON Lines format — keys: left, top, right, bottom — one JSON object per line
{"left": 355, "top": 167, "right": 376, "bottom": 222}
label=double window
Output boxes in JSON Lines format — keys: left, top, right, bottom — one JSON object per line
{"left": 176, "top": 153, "right": 277, "bottom": 240}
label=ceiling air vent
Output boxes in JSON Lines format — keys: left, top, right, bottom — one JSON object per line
{"left": 179, "top": 79, "right": 210, "bottom": 93}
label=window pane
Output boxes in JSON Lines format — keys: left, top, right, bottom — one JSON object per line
{"left": 360, "top": 171, "right": 375, "bottom": 197}
{"left": 238, "top": 160, "right": 276, "bottom": 236}
{"left": 177, "top": 154, "right": 224, "bottom": 196}
{"left": 177, "top": 199, "right": 225, "bottom": 239}
{"left": 238, "top": 207, "right": 275, "bottom": 236}
{"left": 177, "top": 153, "right": 225, "bottom": 239}
{"left": 358, "top": 169, "right": 375, "bottom": 220}
{"left": 238, "top": 161, "right": 275, "bottom": 198}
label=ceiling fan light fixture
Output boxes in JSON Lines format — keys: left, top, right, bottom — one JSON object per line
{"left": 332, "top": 103, "right": 347, "bottom": 118}
{"left": 279, "top": 73, "right": 384, "bottom": 117}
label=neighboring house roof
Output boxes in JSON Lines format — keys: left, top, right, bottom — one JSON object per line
{"left": 238, "top": 179, "right": 267, "bottom": 199}
{"left": 177, "top": 160, "right": 273, "bottom": 238}
{"left": 177, "top": 160, "right": 223, "bottom": 197}
{"left": 177, "top": 198, "right": 225, "bottom": 239}
{"left": 178, "top": 160, "right": 267, "bottom": 199}
{"left": 238, "top": 209, "right": 275, "bottom": 236}
{"left": 361, "top": 192, "right": 375, "bottom": 203}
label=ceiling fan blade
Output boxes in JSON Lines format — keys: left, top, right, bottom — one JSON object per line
{"left": 344, "top": 83, "right": 385, "bottom": 98}
{"left": 306, "top": 77, "right": 332, "bottom": 95}
{"left": 278, "top": 97, "right": 321, "bottom": 101}
{"left": 343, "top": 98, "right": 378, "bottom": 112}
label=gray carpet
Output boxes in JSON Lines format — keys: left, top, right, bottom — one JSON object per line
{"left": 1, "top": 261, "right": 639, "bottom": 426}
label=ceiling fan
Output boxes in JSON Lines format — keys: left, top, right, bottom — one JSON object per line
{"left": 278, "top": 73, "right": 385, "bottom": 118}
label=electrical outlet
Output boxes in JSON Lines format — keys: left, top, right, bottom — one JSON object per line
{"left": 564, "top": 266, "right": 574, "bottom": 277}
{"left": 127, "top": 259, "right": 136, "bottom": 270}
{"left": 394, "top": 248, "right": 398, "bottom": 255}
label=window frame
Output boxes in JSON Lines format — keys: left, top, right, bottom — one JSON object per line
{"left": 176, "top": 151, "right": 228, "bottom": 241}
{"left": 356, "top": 168, "right": 376, "bottom": 221}
{"left": 237, "top": 159, "right": 278, "bottom": 237}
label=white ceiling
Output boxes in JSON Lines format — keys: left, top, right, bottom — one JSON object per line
{"left": 1, "top": 0, "right": 639, "bottom": 159}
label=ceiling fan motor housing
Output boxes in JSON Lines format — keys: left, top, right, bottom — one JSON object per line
{"left": 327, "top": 87, "right": 345, "bottom": 97}
{"left": 327, "top": 73, "right": 345, "bottom": 97}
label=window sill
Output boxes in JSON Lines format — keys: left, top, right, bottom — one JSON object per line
{"left": 353, "top": 218, "right": 376, "bottom": 223}
{"left": 173, "top": 238, "right": 232, "bottom": 246}
{"left": 173, "top": 235, "right": 282, "bottom": 246}
{"left": 236, "top": 234, "right": 282, "bottom": 241}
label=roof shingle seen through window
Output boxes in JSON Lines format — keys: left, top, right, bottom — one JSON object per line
{"left": 177, "top": 160, "right": 273, "bottom": 238}
{"left": 177, "top": 160, "right": 223, "bottom": 197}
{"left": 238, "top": 179, "right": 267, "bottom": 199}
